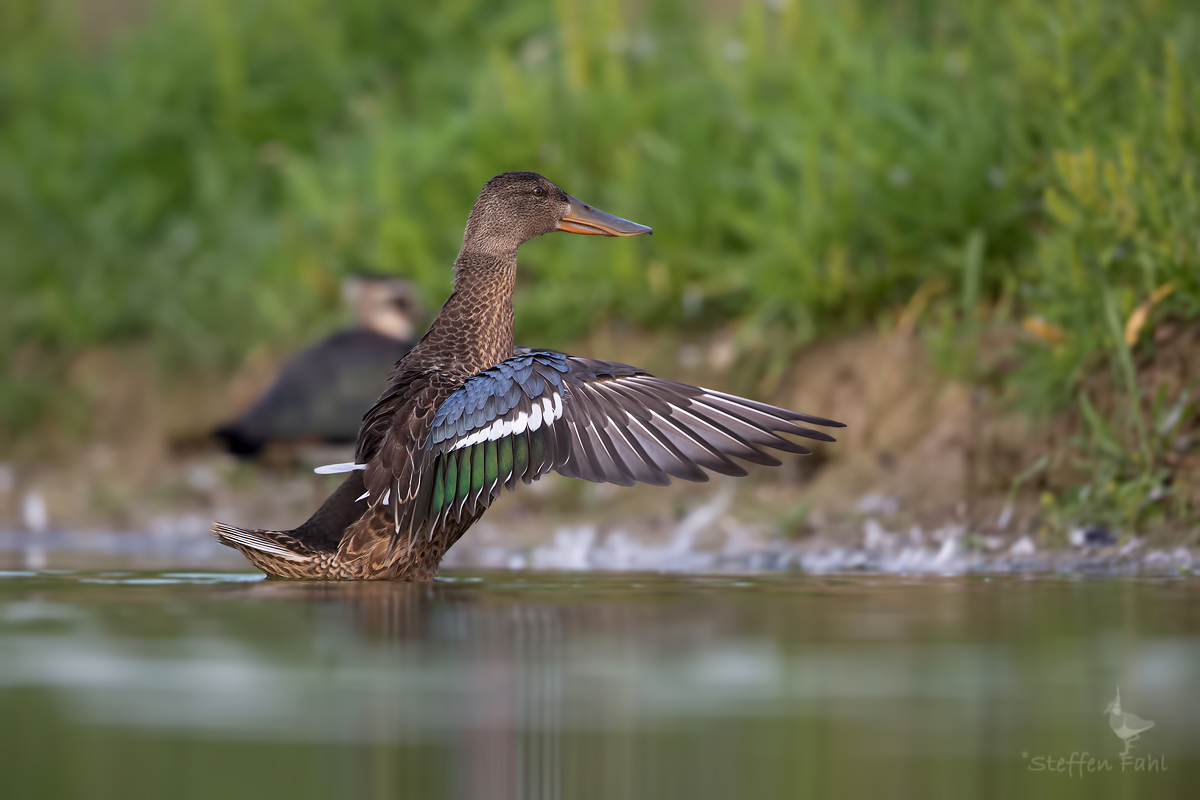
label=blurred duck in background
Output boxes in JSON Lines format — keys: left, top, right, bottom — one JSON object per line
{"left": 214, "top": 275, "right": 424, "bottom": 457}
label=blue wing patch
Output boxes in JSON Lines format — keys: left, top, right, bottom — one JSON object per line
{"left": 428, "top": 350, "right": 569, "bottom": 449}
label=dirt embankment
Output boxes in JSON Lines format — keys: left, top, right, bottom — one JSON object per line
{"left": 781, "top": 322, "right": 1198, "bottom": 538}
{"left": 1, "top": 324, "right": 1197, "bottom": 562}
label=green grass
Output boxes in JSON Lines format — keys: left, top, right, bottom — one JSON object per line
{"left": 2, "top": 0, "right": 1198, "bottom": 526}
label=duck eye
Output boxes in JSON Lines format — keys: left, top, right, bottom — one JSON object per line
{"left": 533, "top": 186, "right": 545, "bottom": 197}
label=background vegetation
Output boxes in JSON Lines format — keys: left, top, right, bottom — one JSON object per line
{"left": 2, "top": 0, "right": 1198, "bottom": 528}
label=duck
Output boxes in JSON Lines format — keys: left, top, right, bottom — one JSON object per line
{"left": 213, "top": 275, "right": 423, "bottom": 457}
{"left": 212, "top": 172, "right": 844, "bottom": 579}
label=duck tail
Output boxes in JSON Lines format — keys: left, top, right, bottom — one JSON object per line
{"left": 211, "top": 522, "right": 311, "bottom": 563}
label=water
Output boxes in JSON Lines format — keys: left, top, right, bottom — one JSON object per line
{"left": 0, "top": 570, "right": 1196, "bottom": 799}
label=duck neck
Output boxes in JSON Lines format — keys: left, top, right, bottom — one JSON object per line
{"left": 414, "top": 250, "right": 517, "bottom": 372}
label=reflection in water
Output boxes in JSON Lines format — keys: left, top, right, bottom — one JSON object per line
{"left": 0, "top": 572, "right": 1198, "bottom": 799}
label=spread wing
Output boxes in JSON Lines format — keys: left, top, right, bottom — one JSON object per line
{"left": 409, "top": 349, "right": 843, "bottom": 541}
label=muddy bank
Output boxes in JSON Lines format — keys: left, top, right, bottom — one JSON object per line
{"left": 1, "top": 325, "right": 1196, "bottom": 573}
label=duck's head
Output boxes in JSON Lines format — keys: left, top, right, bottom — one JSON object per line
{"left": 342, "top": 274, "right": 423, "bottom": 340}
{"left": 462, "top": 172, "right": 651, "bottom": 255}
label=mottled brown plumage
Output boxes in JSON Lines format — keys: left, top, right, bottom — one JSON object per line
{"left": 213, "top": 172, "right": 844, "bottom": 579}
